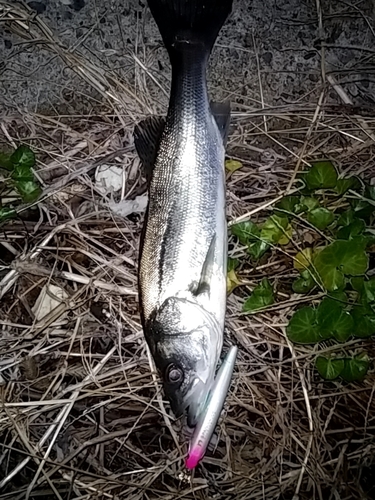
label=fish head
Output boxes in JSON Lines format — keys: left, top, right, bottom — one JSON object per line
{"left": 148, "top": 296, "right": 223, "bottom": 426}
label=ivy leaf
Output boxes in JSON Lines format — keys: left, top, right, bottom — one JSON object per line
{"left": 231, "top": 221, "right": 259, "bottom": 245}
{"left": 0, "top": 152, "right": 13, "bottom": 171}
{"left": 275, "top": 195, "right": 299, "bottom": 215}
{"left": 225, "top": 159, "right": 243, "bottom": 173}
{"left": 292, "top": 269, "right": 316, "bottom": 294}
{"left": 341, "top": 355, "right": 370, "bottom": 382}
{"left": 316, "top": 294, "right": 342, "bottom": 320}
{"left": 11, "top": 164, "right": 34, "bottom": 182}
{"left": 243, "top": 278, "right": 274, "bottom": 312}
{"left": 10, "top": 145, "right": 35, "bottom": 169}
{"left": 339, "top": 240, "right": 369, "bottom": 275}
{"left": 314, "top": 240, "right": 368, "bottom": 291}
{"left": 351, "top": 277, "right": 375, "bottom": 305}
{"left": 305, "top": 161, "right": 338, "bottom": 190}
{"left": 351, "top": 198, "right": 375, "bottom": 219}
{"left": 351, "top": 277, "right": 364, "bottom": 294}
{"left": 228, "top": 258, "right": 239, "bottom": 272}
{"left": 362, "top": 278, "right": 375, "bottom": 303}
{"left": 295, "top": 196, "right": 319, "bottom": 214}
{"left": 227, "top": 269, "right": 241, "bottom": 294}
{"left": 314, "top": 254, "right": 345, "bottom": 292}
{"left": 329, "top": 311, "right": 354, "bottom": 342}
{"left": 287, "top": 307, "right": 320, "bottom": 343}
{"left": 261, "top": 215, "right": 292, "bottom": 245}
{"left": 307, "top": 207, "right": 335, "bottom": 230}
{"left": 337, "top": 209, "right": 355, "bottom": 227}
{"left": 15, "top": 181, "right": 41, "bottom": 203}
{"left": 231, "top": 222, "right": 270, "bottom": 259}
{"left": 247, "top": 240, "right": 269, "bottom": 259}
{"left": 294, "top": 248, "right": 313, "bottom": 271}
{"left": 327, "top": 290, "right": 348, "bottom": 303}
{"left": 316, "top": 296, "right": 353, "bottom": 341}
{"left": 316, "top": 357, "right": 345, "bottom": 380}
{"left": 335, "top": 177, "right": 361, "bottom": 195}
{"left": 336, "top": 219, "right": 365, "bottom": 240}
{"left": 0, "top": 207, "right": 16, "bottom": 222}
{"left": 365, "top": 185, "right": 375, "bottom": 201}
{"left": 351, "top": 305, "right": 375, "bottom": 338}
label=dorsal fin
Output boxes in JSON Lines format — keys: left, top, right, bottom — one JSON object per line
{"left": 134, "top": 116, "right": 165, "bottom": 184}
{"left": 210, "top": 101, "right": 231, "bottom": 146}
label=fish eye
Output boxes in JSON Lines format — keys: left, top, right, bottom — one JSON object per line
{"left": 166, "top": 364, "right": 184, "bottom": 384}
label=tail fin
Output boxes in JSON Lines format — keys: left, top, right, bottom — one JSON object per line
{"left": 147, "top": 0, "right": 233, "bottom": 57}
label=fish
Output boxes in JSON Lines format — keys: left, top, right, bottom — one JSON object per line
{"left": 134, "top": 0, "right": 233, "bottom": 428}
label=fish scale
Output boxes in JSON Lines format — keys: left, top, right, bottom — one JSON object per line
{"left": 135, "top": 0, "right": 233, "bottom": 427}
{"left": 141, "top": 65, "right": 221, "bottom": 319}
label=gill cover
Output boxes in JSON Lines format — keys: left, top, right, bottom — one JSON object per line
{"left": 147, "top": 296, "right": 222, "bottom": 423}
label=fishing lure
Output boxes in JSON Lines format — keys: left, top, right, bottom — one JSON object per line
{"left": 185, "top": 345, "right": 238, "bottom": 469}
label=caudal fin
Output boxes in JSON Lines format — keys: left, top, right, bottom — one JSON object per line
{"left": 147, "top": 0, "right": 233, "bottom": 58}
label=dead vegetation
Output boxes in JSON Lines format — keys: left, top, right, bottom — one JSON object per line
{"left": 0, "top": 1, "right": 375, "bottom": 499}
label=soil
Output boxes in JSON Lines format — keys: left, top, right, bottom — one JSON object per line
{"left": 1, "top": 0, "right": 375, "bottom": 115}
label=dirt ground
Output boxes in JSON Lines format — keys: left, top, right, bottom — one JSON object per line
{"left": 2, "top": 0, "right": 375, "bottom": 114}
{"left": 1, "top": 1, "right": 375, "bottom": 499}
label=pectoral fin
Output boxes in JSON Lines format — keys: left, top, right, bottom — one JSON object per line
{"left": 210, "top": 101, "right": 231, "bottom": 147}
{"left": 134, "top": 116, "right": 165, "bottom": 185}
{"left": 194, "top": 235, "right": 217, "bottom": 296}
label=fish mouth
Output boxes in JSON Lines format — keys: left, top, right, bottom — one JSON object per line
{"left": 184, "top": 375, "right": 214, "bottom": 427}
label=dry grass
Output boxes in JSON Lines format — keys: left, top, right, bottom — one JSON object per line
{"left": 0, "top": 1, "right": 375, "bottom": 499}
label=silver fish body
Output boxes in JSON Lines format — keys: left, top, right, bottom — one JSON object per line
{"left": 136, "top": 0, "right": 232, "bottom": 425}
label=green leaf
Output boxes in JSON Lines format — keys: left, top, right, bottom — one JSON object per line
{"left": 341, "top": 355, "right": 370, "bottom": 382}
{"left": 307, "top": 207, "right": 335, "bottom": 230}
{"left": 351, "top": 305, "right": 375, "bottom": 338}
{"left": 294, "top": 248, "right": 313, "bottom": 271}
{"left": 247, "top": 240, "right": 269, "bottom": 259}
{"left": 330, "top": 312, "right": 354, "bottom": 342}
{"left": 363, "top": 279, "right": 375, "bottom": 303}
{"left": 336, "top": 219, "right": 365, "bottom": 240}
{"left": 335, "top": 177, "right": 361, "bottom": 195}
{"left": 261, "top": 215, "right": 292, "bottom": 245}
{"left": 351, "top": 198, "right": 375, "bottom": 219}
{"left": 340, "top": 240, "right": 368, "bottom": 275}
{"left": 316, "top": 295, "right": 342, "bottom": 320}
{"left": 15, "top": 181, "right": 42, "bottom": 202}
{"left": 11, "top": 164, "right": 34, "bottom": 182}
{"left": 292, "top": 269, "right": 316, "bottom": 294}
{"left": 0, "top": 207, "right": 16, "bottom": 222}
{"left": 231, "top": 221, "right": 259, "bottom": 245}
{"left": 337, "top": 209, "right": 355, "bottom": 227}
{"left": 305, "top": 161, "right": 338, "bottom": 190}
{"left": 10, "top": 145, "right": 35, "bottom": 169}
{"left": 0, "top": 152, "right": 13, "bottom": 171}
{"left": 231, "top": 222, "right": 270, "bottom": 259}
{"left": 366, "top": 185, "right": 375, "bottom": 199}
{"left": 295, "top": 196, "right": 319, "bottom": 214}
{"left": 316, "top": 296, "right": 353, "bottom": 341}
{"left": 316, "top": 357, "right": 345, "bottom": 380}
{"left": 287, "top": 307, "right": 320, "bottom": 344}
{"left": 242, "top": 278, "right": 274, "bottom": 312}
{"left": 326, "top": 290, "right": 349, "bottom": 303}
{"left": 228, "top": 257, "right": 239, "bottom": 272}
{"left": 314, "top": 240, "right": 368, "bottom": 291}
{"left": 275, "top": 195, "right": 299, "bottom": 214}
{"left": 353, "top": 277, "right": 375, "bottom": 305}
{"left": 227, "top": 269, "right": 241, "bottom": 294}
{"left": 314, "top": 255, "right": 345, "bottom": 292}
{"left": 351, "top": 277, "right": 364, "bottom": 294}
{"left": 225, "top": 159, "right": 243, "bottom": 173}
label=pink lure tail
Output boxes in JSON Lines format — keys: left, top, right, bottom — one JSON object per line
{"left": 185, "top": 448, "right": 204, "bottom": 470}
